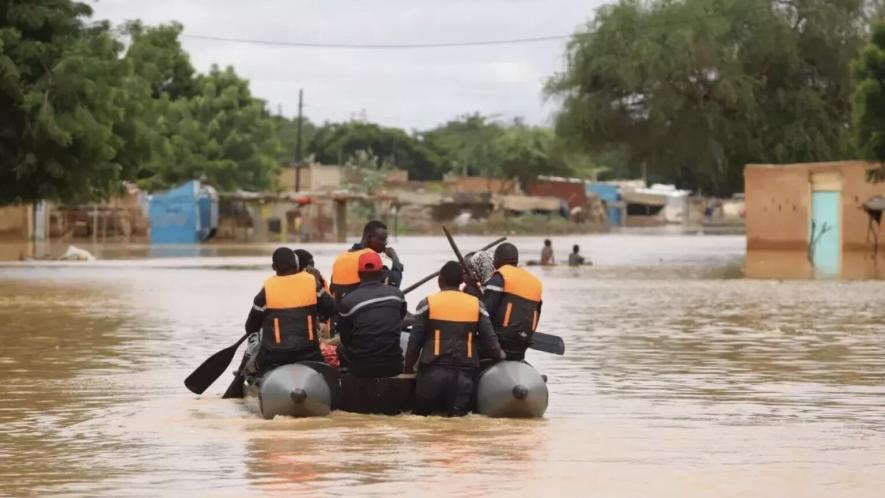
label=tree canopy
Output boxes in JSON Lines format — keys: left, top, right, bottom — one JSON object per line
{"left": 852, "top": 19, "right": 885, "bottom": 180}
{"left": 0, "top": 0, "right": 138, "bottom": 204}
{"left": 547, "top": 0, "right": 873, "bottom": 195}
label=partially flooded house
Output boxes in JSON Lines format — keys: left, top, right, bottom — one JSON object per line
{"left": 744, "top": 161, "right": 885, "bottom": 279}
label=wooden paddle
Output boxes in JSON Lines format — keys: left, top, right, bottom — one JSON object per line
{"left": 184, "top": 331, "right": 251, "bottom": 395}
{"left": 400, "top": 236, "right": 506, "bottom": 294}
{"left": 442, "top": 226, "right": 565, "bottom": 356}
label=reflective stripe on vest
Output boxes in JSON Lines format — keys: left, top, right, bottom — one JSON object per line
{"left": 261, "top": 272, "right": 319, "bottom": 351}
{"left": 494, "top": 265, "right": 542, "bottom": 346}
{"left": 330, "top": 248, "right": 374, "bottom": 287}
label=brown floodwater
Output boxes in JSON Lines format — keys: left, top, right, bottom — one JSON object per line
{"left": 1, "top": 234, "right": 883, "bottom": 497}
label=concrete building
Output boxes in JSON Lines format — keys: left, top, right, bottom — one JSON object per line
{"left": 744, "top": 161, "right": 885, "bottom": 278}
{"left": 279, "top": 164, "right": 342, "bottom": 192}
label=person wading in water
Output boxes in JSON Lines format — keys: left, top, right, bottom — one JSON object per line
{"left": 540, "top": 239, "right": 554, "bottom": 266}
{"left": 404, "top": 261, "right": 503, "bottom": 416}
{"left": 482, "top": 243, "right": 543, "bottom": 361}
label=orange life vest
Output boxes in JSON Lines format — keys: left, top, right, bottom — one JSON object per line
{"left": 419, "top": 290, "right": 481, "bottom": 368}
{"left": 492, "top": 265, "right": 542, "bottom": 347}
{"left": 261, "top": 272, "right": 320, "bottom": 352}
{"left": 329, "top": 247, "right": 374, "bottom": 300}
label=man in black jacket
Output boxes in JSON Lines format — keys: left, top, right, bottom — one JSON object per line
{"left": 243, "top": 247, "right": 336, "bottom": 371}
{"left": 336, "top": 251, "right": 407, "bottom": 377}
{"left": 404, "top": 261, "right": 504, "bottom": 416}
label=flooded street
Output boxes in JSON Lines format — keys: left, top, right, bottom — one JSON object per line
{"left": 1, "top": 234, "right": 884, "bottom": 497}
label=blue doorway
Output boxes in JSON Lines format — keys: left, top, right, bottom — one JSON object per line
{"left": 809, "top": 191, "right": 841, "bottom": 276}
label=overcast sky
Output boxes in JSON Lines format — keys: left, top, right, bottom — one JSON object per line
{"left": 89, "top": 0, "right": 607, "bottom": 130}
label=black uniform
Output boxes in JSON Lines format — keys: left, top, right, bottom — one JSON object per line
{"left": 337, "top": 280, "right": 407, "bottom": 377}
{"left": 406, "top": 290, "right": 502, "bottom": 416}
{"left": 481, "top": 265, "right": 543, "bottom": 361}
{"left": 245, "top": 272, "right": 336, "bottom": 371}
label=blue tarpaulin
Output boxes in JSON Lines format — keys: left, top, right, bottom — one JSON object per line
{"left": 149, "top": 181, "right": 199, "bottom": 244}
{"left": 586, "top": 183, "right": 622, "bottom": 226}
{"left": 149, "top": 181, "right": 217, "bottom": 244}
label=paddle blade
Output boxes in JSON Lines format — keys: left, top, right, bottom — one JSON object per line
{"left": 222, "top": 373, "right": 246, "bottom": 399}
{"left": 184, "top": 344, "right": 239, "bottom": 394}
{"left": 530, "top": 332, "right": 565, "bottom": 356}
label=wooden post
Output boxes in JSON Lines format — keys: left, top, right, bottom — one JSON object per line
{"left": 335, "top": 199, "right": 347, "bottom": 243}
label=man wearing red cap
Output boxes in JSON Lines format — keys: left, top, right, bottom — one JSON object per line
{"left": 335, "top": 251, "right": 407, "bottom": 377}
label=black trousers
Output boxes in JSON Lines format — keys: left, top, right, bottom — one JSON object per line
{"left": 337, "top": 345, "right": 404, "bottom": 378}
{"left": 413, "top": 365, "right": 475, "bottom": 417}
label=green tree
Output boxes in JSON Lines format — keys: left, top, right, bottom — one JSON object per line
{"left": 137, "top": 65, "right": 283, "bottom": 192}
{"left": 272, "top": 113, "right": 317, "bottom": 165}
{"left": 547, "top": 0, "right": 869, "bottom": 195}
{"left": 122, "top": 21, "right": 197, "bottom": 101}
{"left": 0, "top": 0, "right": 139, "bottom": 204}
{"left": 421, "top": 113, "right": 502, "bottom": 177}
{"left": 852, "top": 20, "right": 885, "bottom": 180}
{"left": 308, "top": 120, "right": 441, "bottom": 180}
{"left": 488, "top": 126, "right": 564, "bottom": 186}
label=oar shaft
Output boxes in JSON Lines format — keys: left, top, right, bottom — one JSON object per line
{"left": 443, "top": 226, "right": 482, "bottom": 293}
{"left": 401, "top": 236, "right": 505, "bottom": 294}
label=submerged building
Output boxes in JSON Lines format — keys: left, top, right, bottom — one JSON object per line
{"left": 744, "top": 161, "right": 885, "bottom": 279}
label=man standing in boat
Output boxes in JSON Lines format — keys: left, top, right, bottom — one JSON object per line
{"left": 482, "top": 243, "right": 543, "bottom": 361}
{"left": 404, "top": 261, "right": 504, "bottom": 416}
{"left": 244, "top": 247, "right": 336, "bottom": 371}
{"left": 336, "top": 252, "right": 407, "bottom": 378}
{"left": 330, "top": 220, "right": 403, "bottom": 304}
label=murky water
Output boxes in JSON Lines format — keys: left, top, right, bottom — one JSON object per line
{"left": 1, "top": 234, "right": 883, "bottom": 497}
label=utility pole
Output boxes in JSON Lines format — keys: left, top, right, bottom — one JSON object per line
{"left": 294, "top": 89, "right": 304, "bottom": 191}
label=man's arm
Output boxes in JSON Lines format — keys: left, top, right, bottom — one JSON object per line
{"left": 534, "top": 300, "right": 543, "bottom": 331}
{"left": 481, "top": 273, "right": 504, "bottom": 316}
{"left": 478, "top": 302, "right": 505, "bottom": 359}
{"left": 403, "top": 298, "right": 429, "bottom": 373}
{"left": 245, "top": 289, "right": 266, "bottom": 333}
{"left": 316, "top": 279, "right": 336, "bottom": 321}
{"left": 383, "top": 246, "right": 403, "bottom": 288}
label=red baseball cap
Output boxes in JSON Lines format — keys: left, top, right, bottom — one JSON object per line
{"left": 358, "top": 251, "right": 383, "bottom": 273}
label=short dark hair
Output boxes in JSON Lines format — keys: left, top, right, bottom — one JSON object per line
{"left": 494, "top": 243, "right": 519, "bottom": 266}
{"left": 362, "top": 220, "right": 387, "bottom": 237}
{"left": 439, "top": 261, "right": 464, "bottom": 287}
{"left": 544, "top": 239, "right": 552, "bottom": 246}
{"left": 573, "top": 245, "right": 580, "bottom": 253}
{"left": 294, "top": 249, "right": 314, "bottom": 268}
{"left": 272, "top": 247, "right": 298, "bottom": 272}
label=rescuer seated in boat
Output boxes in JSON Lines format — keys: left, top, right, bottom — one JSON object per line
{"left": 330, "top": 220, "right": 403, "bottom": 304}
{"left": 482, "top": 243, "right": 543, "bottom": 361}
{"left": 404, "top": 261, "right": 504, "bottom": 417}
{"left": 336, "top": 251, "right": 407, "bottom": 378}
{"left": 295, "top": 248, "right": 333, "bottom": 323}
{"left": 463, "top": 250, "right": 495, "bottom": 298}
{"left": 243, "top": 247, "right": 336, "bottom": 373}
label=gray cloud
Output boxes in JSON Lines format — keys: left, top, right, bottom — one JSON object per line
{"left": 89, "top": 0, "right": 605, "bottom": 129}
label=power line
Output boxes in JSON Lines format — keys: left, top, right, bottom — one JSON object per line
{"left": 179, "top": 2, "right": 849, "bottom": 52}
{"left": 181, "top": 33, "right": 574, "bottom": 49}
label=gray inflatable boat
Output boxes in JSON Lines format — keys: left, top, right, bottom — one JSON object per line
{"left": 475, "top": 361, "right": 548, "bottom": 418}
{"left": 240, "top": 332, "right": 547, "bottom": 419}
{"left": 244, "top": 362, "right": 341, "bottom": 419}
